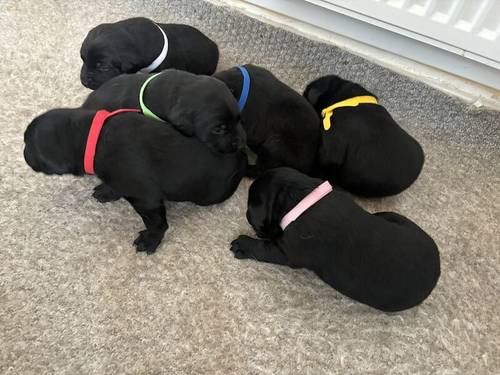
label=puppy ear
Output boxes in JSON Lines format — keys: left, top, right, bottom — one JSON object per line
{"left": 304, "top": 75, "right": 343, "bottom": 107}
{"left": 167, "top": 106, "right": 196, "bottom": 137}
{"left": 304, "top": 76, "right": 334, "bottom": 107}
{"left": 265, "top": 186, "right": 287, "bottom": 234}
{"left": 119, "top": 51, "right": 141, "bottom": 73}
{"left": 115, "top": 26, "right": 145, "bottom": 73}
{"left": 304, "top": 85, "right": 323, "bottom": 107}
{"left": 248, "top": 178, "right": 282, "bottom": 235}
{"left": 120, "top": 59, "right": 134, "bottom": 73}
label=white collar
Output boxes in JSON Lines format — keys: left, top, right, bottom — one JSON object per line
{"left": 139, "top": 23, "right": 169, "bottom": 73}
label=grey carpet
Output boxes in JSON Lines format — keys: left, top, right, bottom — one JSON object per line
{"left": 1, "top": 0, "right": 499, "bottom": 373}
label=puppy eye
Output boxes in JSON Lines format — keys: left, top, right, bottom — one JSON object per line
{"left": 212, "top": 124, "right": 227, "bottom": 135}
{"left": 95, "top": 62, "right": 111, "bottom": 71}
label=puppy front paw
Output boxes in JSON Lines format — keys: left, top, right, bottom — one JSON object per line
{"left": 133, "top": 230, "right": 164, "bottom": 254}
{"left": 93, "top": 184, "right": 121, "bottom": 203}
{"left": 230, "top": 235, "right": 256, "bottom": 259}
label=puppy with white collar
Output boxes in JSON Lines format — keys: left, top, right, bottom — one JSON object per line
{"left": 80, "top": 17, "right": 219, "bottom": 89}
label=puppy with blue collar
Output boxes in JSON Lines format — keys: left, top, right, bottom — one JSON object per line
{"left": 80, "top": 17, "right": 219, "bottom": 89}
{"left": 214, "top": 64, "right": 321, "bottom": 178}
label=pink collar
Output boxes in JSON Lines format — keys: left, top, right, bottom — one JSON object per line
{"left": 280, "top": 181, "right": 333, "bottom": 230}
{"left": 84, "top": 108, "right": 140, "bottom": 174}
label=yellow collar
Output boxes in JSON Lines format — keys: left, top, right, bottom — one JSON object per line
{"left": 321, "top": 95, "right": 378, "bottom": 130}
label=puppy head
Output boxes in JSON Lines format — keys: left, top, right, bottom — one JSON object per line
{"left": 246, "top": 168, "right": 320, "bottom": 238}
{"left": 80, "top": 37, "right": 124, "bottom": 89}
{"left": 80, "top": 18, "right": 153, "bottom": 89}
{"left": 24, "top": 109, "right": 79, "bottom": 175}
{"left": 168, "top": 75, "right": 247, "bottom": 154}
{"left": 303, "top": 75, "right": 374, "bottom": 111}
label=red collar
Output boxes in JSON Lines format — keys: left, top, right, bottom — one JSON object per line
{"left": 84, "top": 109, "right": 140, "bottom": 174}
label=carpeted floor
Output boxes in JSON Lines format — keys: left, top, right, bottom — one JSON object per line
{"left": 1, "top": 0, "right": 499, "bottom": 373}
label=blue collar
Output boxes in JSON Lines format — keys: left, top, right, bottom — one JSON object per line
{"left": 236, "top": 65, "right": 250, "bottom": 111}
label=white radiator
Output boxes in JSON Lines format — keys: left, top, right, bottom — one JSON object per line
{"left": 243, "top": 0, "right": 500, "bottom": 89}
{"left": 314, "top": 0, "right": 500, "bottom": 67}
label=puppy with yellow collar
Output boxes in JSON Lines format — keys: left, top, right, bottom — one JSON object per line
{"left": 304, "top": 75, "right": 424, "bottom": 197}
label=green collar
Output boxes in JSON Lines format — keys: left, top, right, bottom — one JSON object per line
{"left": 139, "top": 73, "right": 164, "bottom": 122}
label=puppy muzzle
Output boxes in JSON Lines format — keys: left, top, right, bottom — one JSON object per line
{"left": 24, "top": 146, "right": 40, "bottom": 172}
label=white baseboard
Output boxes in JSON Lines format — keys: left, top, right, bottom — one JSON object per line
{"left": 207, "top": 0, "right": 500, "bottom": 110}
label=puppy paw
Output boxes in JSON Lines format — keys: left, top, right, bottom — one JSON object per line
{"left": 230, "top": 235, "right": 256, "bottom": 259}
{"left": 93, "top": 184, "right": 121, "bottom": 203}
{"left": 133, "top": 230, "right": 164, "bottom": 254}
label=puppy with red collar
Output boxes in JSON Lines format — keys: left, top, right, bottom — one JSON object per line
{"left": 24, "top": 108, "right": 246, "bottom": 254}
{"left": 231, "top": 168, "right": 440, "bottom": 312}
{"left": 80, "top": 17, "right": 219, "bottom": 89}
{"left": 304, "top": 75, "right": 424, "bottom": 197}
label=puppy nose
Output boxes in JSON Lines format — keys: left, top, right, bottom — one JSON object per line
{"left": 80, "top": 70, "right": 94, "bottom": 88}
{"left": 81, "top": 75, "right": 90, "bottom": 87}
{"left": 24, "top": 147, "right": 38, "bottom": 171}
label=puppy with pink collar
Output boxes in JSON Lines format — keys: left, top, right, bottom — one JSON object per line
{"left": 231, "top": 167, "right": 440, "bottom": 312}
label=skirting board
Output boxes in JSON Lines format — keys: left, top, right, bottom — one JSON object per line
{"left": 207, "top": 0, "right": 500, "bottom": 109}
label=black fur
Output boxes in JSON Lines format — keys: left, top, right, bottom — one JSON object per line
{"left": 214, "top": 64, "right": 320, "bottom": 177}
{"left": 82, "top": 70, "right": 246, "bottom": 155}
{"left": 24, "top": 108, "right": 246, "bottom": 254}
{"left": 80, "top": 17, "right": 219, "bottom": 89}
{"left": 231, "top": 168, "right": 440, "bottom": 312}
{"left": 304, "top": 75, "right": 424, "bottom": 197}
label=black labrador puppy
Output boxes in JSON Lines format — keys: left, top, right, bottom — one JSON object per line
{"left": 82, "top": 69, "right": 245, "bottom": 155}
{"left": 80, "top": 17, "right": 219, "bottom": 89}
{"left": 303, "top": 75, "right": 424, "bottom": 197}
{"left": 231, "top": 168, "right": 440, "bottom": 312}
{"left": 24, "top": 108, "right": 247, "bottom": 254}
{"left": 214, "top": 64, "right": 321, "bottom": 177}
{"left": 83, "top": 69, "right": 245, "bottom": 203}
